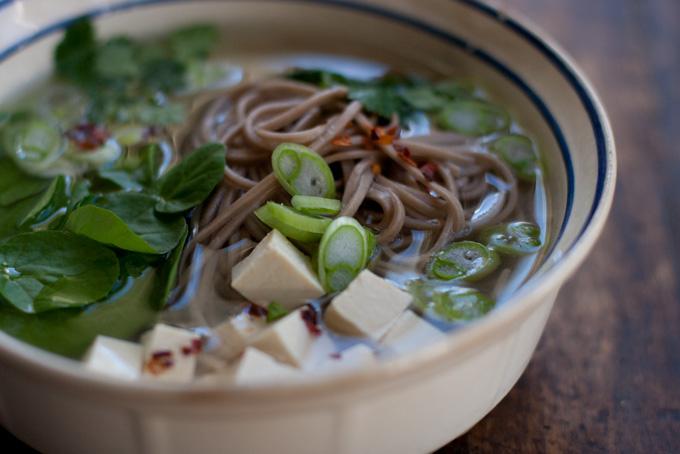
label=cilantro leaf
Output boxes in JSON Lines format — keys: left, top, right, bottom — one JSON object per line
{"left": 54, "top": 17, "right": 97, "bottom": 85}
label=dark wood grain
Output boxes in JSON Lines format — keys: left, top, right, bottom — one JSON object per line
{"left": 441, "top": 0, "right": 680, "bottom": 452}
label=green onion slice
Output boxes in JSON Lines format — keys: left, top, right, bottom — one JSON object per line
{"left": 317, "top": 216, "right": 369, "bottom": 292}
{"left": 436, "top": 99, "right": 509, "bottom": 136}
{"left": 480, "top": 221, "right": 542, "bottom": 256}
{"left": 254, "top": 202, "right": 331, "bottom": 243}
{"left": 489, "top": 134, "right": 538, "bottom": 182}
{"left": 291, "top": 195, "right": 341, "bottom": 216}
{"left": 427, "top": 240, "right": 500, "bottom": 282}
{"left": 432, "top": 288, "right": 495, "bottom": 322}
{"left": 272, "top": 143, "right": 336, "bottom": 198}
{"left": 3, "top": 118, "right": 65, "bottom": 174}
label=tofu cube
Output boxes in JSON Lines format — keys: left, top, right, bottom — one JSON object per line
{"left": 213, "top": 313, "right": 267, "bottom": 360}
{"left": 83, "top": 336, "right": 143, "bottom": 380}
{"left": 233, "top": 347, "right": 301, "bottom": 385}
{"left": 324, "top": 270, "right": 412, "bottom": 339}
{"left": 315, "top": 344, "right": 376, "bottom": 375}
{"left": 142, "top": 324, "right": 201, "bottom": 384}
{"left": 380, "top": 310, "right": 446, "bottom": 359}
{"left": 251, "top": 307, "right": 318, "bottom": 367}
{"left": 231, "top": 229, "right": 324, "bottom": 310}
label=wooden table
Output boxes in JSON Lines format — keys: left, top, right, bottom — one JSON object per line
{"left": 2, "top": 0, "right": 679, "bottom": 452}
{"left": 440, "top": 0, "right": 680, "bottom": 451}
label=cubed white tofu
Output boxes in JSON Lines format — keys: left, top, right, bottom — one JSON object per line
{"left": 315, "top": 344, "right": 376, "bottom": 375}
{"left": 379, "top": 310, "right": 446, "bottom": 359}
{"left": 251, "top": 307, "right": 319, "bottom": 367}
{"left": 141, "top": 324, "right": 201, "bottom": 384}
{"left": 231, "top": 229, "right": 324, "bottom": 309}
{"left": 83, "top": 336, "right": 143, "bottom": 380}
{"left": 324, "top": 270, "right": 412, "bottom": 339}
{"left": 212, "top": 313, "right": 267, "bottom": 360}
{"left": 233, "top": 347, "right": 301, "bottom": 385}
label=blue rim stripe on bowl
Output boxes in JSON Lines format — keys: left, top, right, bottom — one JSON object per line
{"left": 459, "top": 0, "right": 607, "bottom": 239}
{"left": 0, "top": 0, "right": 607, "bottom": 251}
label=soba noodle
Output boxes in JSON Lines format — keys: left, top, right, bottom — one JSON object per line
{"left": 175, "top": 77, "right": 518, "bottom": 290}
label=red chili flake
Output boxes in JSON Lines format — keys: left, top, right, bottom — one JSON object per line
{"left": 330, "top": 352, "right": 342, "bottom": 360}
{"left": 145, "top": 350, "right": 175, "bottom": 375}
{"left": 248, "top": 303, "right": 268, "bottom": 318}
{"left": 371, "top": 163, "right": 382, "bottom": 176}
{"left": 151, "top": 350, "right": 173, "bottom": 359}
{"left": 64, "top": 123, "right": 109, "bottom": 151}
{"left": 300, "top": 304, "right": 322, "bottom": 337}
{"left": 420, "top": 162, "right": 438, "bottom": 181}
{"left": 331, "top": 135, "right": 352, "bottom": 147}
{"left": 369, "top": 126, "right": 398, "bottom": 146}
{"left": 181, "top": 338, "right": 204, "bottom": 356}
{"left": 394, "top": 144, "right": 417, "bottom": 167}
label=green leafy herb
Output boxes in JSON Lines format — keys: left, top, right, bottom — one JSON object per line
{"left": 53, "top": 18, "right": 218, "bottom": 126}
{"left": 266, "top": 302, "right": 289, "bottom": 323}
{"left": 0, "top": 193, "right": 45, "bottom": 240}
{"left": 155, "top": 143, "right": 225, "bottom": 213}
{"left": 0, "top": 158, "right": 52, "bottom": 206}
{"left": 98, "top": 143, "right": 162, "bottom": 191}
{"left": 0, "top": 231, "right": 119, "bottom": 313}
{"left": 0, "top": 269, "right": 160, "bottom": 358}
{"left": 168, "top": 24, "right": 219, "bottom": 62}
{"left": 150, "top": 227, "right": 188, "bottom": 309}
{"left": 95, "top": 37, "right": 139, "bottom": 80}
{"left": 54, "top": 17, "right": 97, "bottom": 85}
{"left": 118, "top": 252, "right": 163, "bottom": 279}
{"left": 18, "top": 175, "right": 71, "bottom": 229}
{"left": 140, "top": 58, "right": 186, "bottom": 93}
{"left": 66, "top": 192, "right": 187, "bottom": 254}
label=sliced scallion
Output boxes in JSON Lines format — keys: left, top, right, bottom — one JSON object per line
{"left": 291, "top": 195, "right": 341, "bottom": 216}
{"left": 480, "top": 221, "right": 542, "bottom": 256}
{"left": 272, "top": 143, "right": 336, "bottom": 198}
{"left": 254, "top": 202, "right": 331, "bottom": 243}
{"left": 489, "top": 134, "right": 538, "bottom": 182}
{"left": 436, "top": 99, "right": 509, "bottom": 136}
{"left": 317, "top": 216, "right": 369, "bottom": 292}
{"left": 427, "top": 240, "right": 499, "bottom": 282}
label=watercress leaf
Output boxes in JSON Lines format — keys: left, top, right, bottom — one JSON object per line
{"left": 0, "top": 269, "right": 160, "bottom": 358}
{"left": 18, "top": 175, "right": 71, "bottom": 229}
{"left": 97, "top": 169, "right": 145, "bottom": 191}
{"left": 155, "top": 143, "right": 225, "bottom": 213}
{"left": 168, "top": 24, "right": 219, "bottom": 62}
{"left": 118, "top": 251, "right": 163, "bottom": 279}
{"left": 0, "top": 231, "right": 119, "bottom": 313}
{"left": 0, "top": 158, "right": 52, "bottom": 206}
{"left": 150, "top": 226, "right": 188, "bottom": 309}
{"left": 66, "top": 192, "right": 186, "bottom": 254}
{"left": 0, "top": 194, "right": 40, "bottom": 240}
{"left": 54, "top": 17, "right": 97, "bottom": 85}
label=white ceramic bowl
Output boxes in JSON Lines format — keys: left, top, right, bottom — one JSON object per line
{"left": 0, "top": 1, "right": 615, "bottom": 453}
